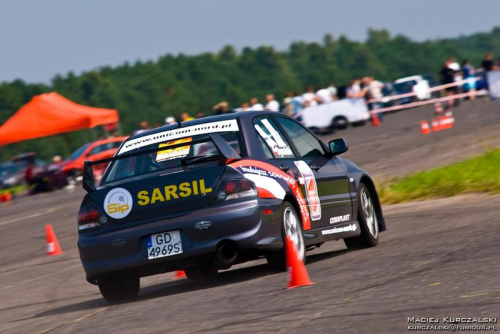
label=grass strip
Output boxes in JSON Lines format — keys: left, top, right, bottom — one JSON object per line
{"left": 378, "top": 149, "right": 500, "bottom": 204}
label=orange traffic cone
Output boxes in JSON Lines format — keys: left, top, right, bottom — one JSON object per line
{"left": 285, "top": 236, "right": 314, "bottom": 289}
{"left": 3, "top": 192, "right": 12, "bottom": 202}
{"left": 45, "top": 224, "right": 62, "bottom": 256}
{"left": 420, "top": 121, "right": 431, "bottom": 135}
{"left": 371, "top": 113, "right": 380, "bottom": 127}
{"left": 173, "top": 270, "right": 186, "bottom": 279}
{"left": 434, "top": 102, "right": 443, "bottom": 115}
{"left": 431, "top": 118, "right": 441, "bottom": 132}
{"left": 445, "top": 111, "right": 455, "bottom": 128}
{"left": 0, "top": 193, "right": 5, "bottom": 202}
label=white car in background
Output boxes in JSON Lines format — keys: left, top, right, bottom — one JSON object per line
{"left": 298, "top": 98, "right": 370, "bottom": 132}
{"left": 394, "top": 75, "right": 431, "bottom": 101}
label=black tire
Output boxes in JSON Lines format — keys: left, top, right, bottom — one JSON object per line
{"left": 98, "top": 276, "right": 140, "bottom": 302}
{"left": 344, "top": 183, "right": 379, "bottom": 250}
{"left": 266, "top": 202, "right": 305, "bottom": 272}
{"left": 66, "top": 169, "right": 81, "bottom": 186}
{"left": 331, "top": 116, "right": 348, "bottom": 130}
{"left": 185, "top": 263, "right": 218, "bottom": 281}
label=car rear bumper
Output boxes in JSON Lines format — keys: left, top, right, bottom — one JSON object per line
{"left": 78, "top": 198, "right": 283, "bottom": 283}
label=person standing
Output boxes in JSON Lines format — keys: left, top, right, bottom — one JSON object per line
{"left": 461, "top": 60, "right": 476, "bottom": 100}
{"left": 249, "top": 97, "right": 264, "bottom": 111}
{"left": 264, "top": 94, "right": 280, "bottom": 112}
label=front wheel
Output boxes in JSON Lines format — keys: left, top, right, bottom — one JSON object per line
{"left": 344, "top": 184, "right": 379, "bottom": 250}
{"left": 266, "top": 202, "right": 305, "bottom": 271}
{"left": 98, "top": 276, "right": 140, "bottom": 303}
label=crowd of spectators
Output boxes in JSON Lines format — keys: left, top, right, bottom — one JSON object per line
{"left": 135, "top": 51, "right": 500, "bottom": 130}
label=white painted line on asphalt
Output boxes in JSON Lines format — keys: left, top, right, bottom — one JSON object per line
{"left": 0, "top": 207, "right": 61, "bottom": 227}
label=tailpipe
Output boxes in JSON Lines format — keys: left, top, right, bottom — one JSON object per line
{"left": 215, "top": 241, "right": 238, "bottom": 270}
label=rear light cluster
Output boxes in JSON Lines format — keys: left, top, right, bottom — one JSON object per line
{"left": 213, "top": 179, "right": 257, "bottom": 203}
{"left": 78, "top": 201, "right": 107, "bottom": 231}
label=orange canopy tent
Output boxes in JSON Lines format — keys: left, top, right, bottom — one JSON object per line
{"left": 0, "top": 92, "right": 119, "bottom": 146}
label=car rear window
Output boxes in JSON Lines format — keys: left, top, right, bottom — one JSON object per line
{"left": 100, "top": 132, "right": 240, "bottom": 185}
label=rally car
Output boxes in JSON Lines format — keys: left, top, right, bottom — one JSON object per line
{"left": 78, "top": 111, "right": 386, "bottom": 302}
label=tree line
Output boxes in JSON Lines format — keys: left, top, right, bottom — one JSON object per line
{"left": 1, "top": 27, "right": 500, "bottom": 161}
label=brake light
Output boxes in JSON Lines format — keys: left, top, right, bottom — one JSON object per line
{"left": 78, "top": 201, "right": 106, "bottom": 231}
{"left": 213, "top": 179, "right": 257, "bottom": 203}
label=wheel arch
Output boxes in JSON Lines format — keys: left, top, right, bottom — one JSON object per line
{"left": 359, "top": 175, "right": 386, "bottom": 232}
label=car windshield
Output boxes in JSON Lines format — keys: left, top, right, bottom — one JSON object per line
{"left": 0, "top": 164, "right": 17, "bottom": 176}
{"left": 68, "top": 143, "right": 91, "bottom": 161}
{"left": 100, "top": 132, "right": 241, "bottom": 185}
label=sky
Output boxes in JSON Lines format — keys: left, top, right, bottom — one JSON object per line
{"left": 1, "top": 0, "right": 499, "bottom": 84}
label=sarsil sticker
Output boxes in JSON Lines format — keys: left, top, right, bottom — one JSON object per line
{"left": 104, "top": 187, "right": 133, "bottom": 219}
{"left": 294, "top": 160, "right": 321, "bottom": 221}
{"left": 156, "top": 137, "right": 192, "bottom": 162}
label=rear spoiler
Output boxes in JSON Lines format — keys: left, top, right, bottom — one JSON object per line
{"left": 83, "top": 133, "right": 241, "bottom": 193}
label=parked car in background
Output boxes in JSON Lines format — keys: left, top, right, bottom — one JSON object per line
{"left": 12, "top": 152, "right": 66, "bottom": 192}
{"left": 394, "top": 75, "right": 432, "bottom": 103}
{"left": 0, "top": 162, "right": 24, "bottom": 189}
{"left": 60, "top": 137, "right": 128, "bottom": 184}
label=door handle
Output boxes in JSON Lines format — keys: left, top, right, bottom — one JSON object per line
{"left": 279, "top": 164, "right": 289, "bottom": 172}
{"left": 309, "top": 164, "right": 320, "bottom": 172}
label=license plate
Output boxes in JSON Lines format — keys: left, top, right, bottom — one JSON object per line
{"left": 147, "top": 230, "right": 183, "bottom": 260}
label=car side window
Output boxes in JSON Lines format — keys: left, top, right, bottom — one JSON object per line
{"left": 253, "top": 117, "right": 295, "bottom": 159}
{"left": 275, "top": 117, "right": 325, "bottom": 158}
{"left": 89, "top": 144, "right": 109, "bottom": 156}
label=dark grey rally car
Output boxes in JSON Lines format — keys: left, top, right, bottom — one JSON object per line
{"left": 78, "top": 111, "right": 386, "bottom": 302}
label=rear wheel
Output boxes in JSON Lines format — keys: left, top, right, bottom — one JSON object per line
{"left": 344, "top": 184, "right": 379, "bottom": 250}
{"left": 332, "top": 116, "right": 348, "bottom": 130}
{"left": 266, "top": 202, "right": 305, "bottom": 271}
{"left": 98, "top": 276, "right": 140, "bottom": 302}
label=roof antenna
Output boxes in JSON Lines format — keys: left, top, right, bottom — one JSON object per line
{"left": 171, "top": 110, "right": 182, "bottom": 128}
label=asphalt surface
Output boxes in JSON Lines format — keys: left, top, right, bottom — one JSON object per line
{"left": 1, "top": 99, "right": 500, "bottom": 333}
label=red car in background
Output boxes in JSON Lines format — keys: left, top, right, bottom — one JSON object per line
{"left": 61, "top": 137, "right": 128, "bottom": 184}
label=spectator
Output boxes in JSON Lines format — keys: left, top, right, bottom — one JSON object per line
{"left": 165, "top": 116, "right": 176, "bottom": 125}
{"left": 291, "top": 91, "right": 304, "bottom": 116}
{"left": 346, "top": 78, "right": 366, "bottom": 98}
{"left": 302, "top": 86, "right": 318, "bottom": 107}
{"left": 440, "top": 58, "right": 458, "bottom": 108}
{"left": 315, "top": 85, "right": 333, "bottom": 104}
{"left": 195, "top": 111, "right": 206, "bottom": 118}
{"left": 461, "top": 60, "right": 476, "bottom": 100}
{"left": 133, "top": 121, "right": 150, "bottom": 135}
{"left": 481, "top": 52, "right": 495, "bottom": 72}
{"left": 213, "top": 101, "right": 230, "bottom": 114}
{"left": 234, "top": 102, "right": 251, "bottom": 112}
{"left": 181, "top": 112, "right": 194, "bottom": 122}
{"left": 264, "top": 94, "right": 280, "bottom": 112}
{"left": 249, "top": 97, "right": 264, "bottom": 111}
{"left": 327, "top": 82, "right": 338, "bottom": 100}
{"left": 283, "top": 92, "right": 293, "bottom": 115}
{"left": 366, "top": 77, "right": 385, "bottom": 120}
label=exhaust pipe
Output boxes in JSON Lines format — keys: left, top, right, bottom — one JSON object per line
{"left": 215, "top": 241, "right": 238, "bottom": 270}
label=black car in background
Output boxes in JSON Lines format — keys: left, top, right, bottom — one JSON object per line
{"left": 77, "top": 111, "right": 386, "bottom": 302}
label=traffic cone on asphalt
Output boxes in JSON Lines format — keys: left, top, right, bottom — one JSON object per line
{"left": 285, "top": 236, "right": 314, "bottom": 289}
{"left": 420, "top": 121, "right": 431, "bottom": 135}
{"left": 173, "top": 270, "right": 186, "bottom": 279}
{"left": 431, "top": 118, "right": 441, "bottom": 132}
{"left": 371, "top": 113, "right": 380, "bottom": 127}
{"left": 445, "top": 111, "right": 455, "bottom": 128}
{"left": 434, "top": 102, "right": 443, "bottom": 115}
{"left": 45, "top": 224, "right": 62, "bottom": 256}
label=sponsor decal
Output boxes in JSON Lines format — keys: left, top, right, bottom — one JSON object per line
{"left": 330, "top": 214, "right": 351, "bottom": 224}
{"left": 156, "top": 137, "right": 192, "bottom": 162}
{"left": 104, "top": 187, "right": 133, "bottom": 219}
{"left": 321, "top": 223, "right": 357, "bottom": 235}
{"left": 194, "top": 220, "right": 213, "bottom": 230}
{"left": 137, "top": 179, "right": 212, "bottom": 206}
{"left": 254, "top": 123, "right": 294, "bottom": 158}
{"left": 119, "top": 120, "right": 239, "bottom": 154}
{"left": 294, "top": 160, "right": 321, "bottom": 221}
{"left": 230, "top": 159, "right": 311, "bottom": 230}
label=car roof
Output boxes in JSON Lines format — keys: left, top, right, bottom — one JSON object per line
{"left": 87, "top": 136, "right": 128, "bottom": 147}
{"left": 127, "top": 111, "right": 280, "bottom": 141}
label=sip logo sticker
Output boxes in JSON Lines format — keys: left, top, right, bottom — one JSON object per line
{"left": 104, "top": 188, "right": 133, "bottom": 219}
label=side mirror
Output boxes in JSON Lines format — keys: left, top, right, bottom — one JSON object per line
{"left": 82, "top": 160, "right": 96, "bottom": 193}
{"left": 329, "top": 138, "right": 348, "bottom": 156}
